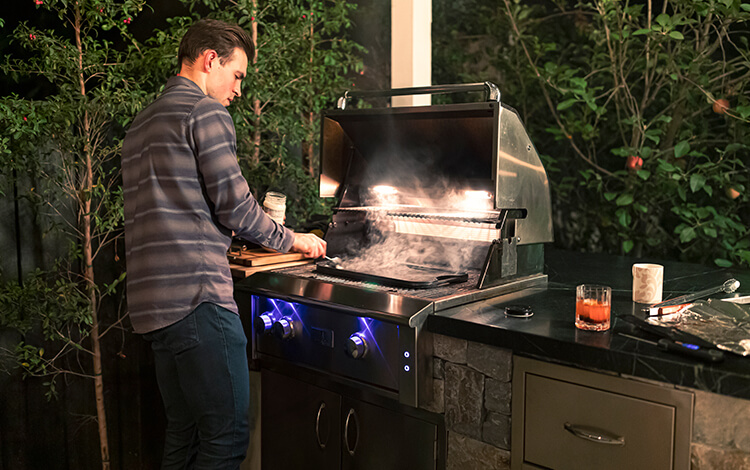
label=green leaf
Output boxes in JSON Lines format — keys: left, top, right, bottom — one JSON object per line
{"left": 616, "top": 194, "right": 634, "bottom": 206}
{"left": 669, "top": 31, "right": 684, "bottom": 40}
{"left": 611, "top": 147, "right": 630, "bottom": 157}
{"left": 623, "top": 240, "right": 634, "bottom": 253}
{"left": 736, "top": 105, "right": 750, "bottom": 119}
{"left": 570, "top": 77, "right": 587, "bottom": 89}
{"left": 633, "top": 28, "right": 651, "bottom": 35}
{"left": 674, "top": 141, "right": 690, "bottom": 159}
{"left": 714, "top": 258, "right": 733, "bottom": 267}
{"left": 742, "top": 4, "right": 750, "bottom": 11}
{"left": 690, "top": 174, "right": 706, "bottom": 192}
{"left": 636, "top": 169, "right": 651, "bottom": 180}
{"left": 644, "top": 130, "right": 661, "bottom": 145}
{"left": 703, "top": 227, "right": 718, "bottom": 238}
{"left": 726, "top": 143, "right": 744, "bottom": 153}
{"left": 658, "top": 160, "right": 677, "bottom": 172}
{"left": 604, "top": 192, "right": 618, "bottom": 201}
{"left": 679, "top": 226, "right": 696, "bottom": 243}
{"left": 556, "top": 99, "right": 578, "bottom": 110}
{"left": 617, "top": 209, "right": 632, "bottom": 227}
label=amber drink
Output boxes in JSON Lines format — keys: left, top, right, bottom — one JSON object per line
{"left": 575, "top": 284, "right": 611, "bottom": 331}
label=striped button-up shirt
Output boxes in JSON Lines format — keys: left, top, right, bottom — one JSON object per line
{"left": 122, "top": 76, "right": 294, "bottom": 333}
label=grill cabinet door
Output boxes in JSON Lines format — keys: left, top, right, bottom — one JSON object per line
{"left": 341, "top": 396, "right": 437, "bottom": 470}
{"left": 261, "top": 369, "right": 342, "bottom": 470}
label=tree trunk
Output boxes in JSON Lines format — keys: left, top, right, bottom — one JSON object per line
{"left": 75, "top": 6, "right": 110, "bottom": 470}
{"left": 302, "top": 11, "right": 315, "bottom": 176}
{"left": 252, "top": 1, "right": 261, "bottom": 165}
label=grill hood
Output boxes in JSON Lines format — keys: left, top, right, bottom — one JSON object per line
{"left": 319, "top": 85, "right": 553, "bottom": 246}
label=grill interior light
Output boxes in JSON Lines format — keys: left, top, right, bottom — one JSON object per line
{"left": 373, "top": 185, "right": 398, "bottom": 195}
{"left": 464, "top": 190, "right": 492, "bottom": 200}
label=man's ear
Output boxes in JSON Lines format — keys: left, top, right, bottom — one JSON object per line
{"left": 202, "top": 49, "right": 218, "bottom": 72}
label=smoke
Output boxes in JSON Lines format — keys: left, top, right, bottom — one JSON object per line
{"left": 333, "top": 212, "right": 489, "bottom": 280}
{"left": 326, "top": 111, "right": 498, "bottom": 282}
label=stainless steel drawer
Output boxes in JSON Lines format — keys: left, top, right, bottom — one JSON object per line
{"left": 524, "top": 373, "right": 675, "bottom": 469}
{"left": 511, "top": 357, "right": 693, "bottom": 470}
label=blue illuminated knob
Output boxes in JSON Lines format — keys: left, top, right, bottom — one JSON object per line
{"left": 254, "top": 314, "right": 274, "bottom": 334}
{"left": 273, "top": 317, "right": 294, "bottom": 340}
{"left": 347, "top": 333, "right": 368, "bottom": 359}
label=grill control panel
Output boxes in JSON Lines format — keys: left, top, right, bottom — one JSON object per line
{"left": 250, "top": 295, "right": 423, "bottom": 402}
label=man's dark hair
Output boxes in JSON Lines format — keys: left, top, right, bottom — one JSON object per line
{"left": 178, "top": 18, "right": 254, "bottom": 66}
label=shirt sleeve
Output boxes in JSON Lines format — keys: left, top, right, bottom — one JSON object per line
{"left": 188, "top": 97, "right": 295, "bottom": 252}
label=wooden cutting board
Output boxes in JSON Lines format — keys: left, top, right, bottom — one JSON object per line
{"left": 227, "top": 248, "right": 307, "bottom": 267}
{"left": 230, "top": 259, "right": 312, "bottom": 279}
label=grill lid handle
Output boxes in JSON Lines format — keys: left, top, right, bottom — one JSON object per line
{"left": 336, "top": 82, "right": 500, "bottom": 109}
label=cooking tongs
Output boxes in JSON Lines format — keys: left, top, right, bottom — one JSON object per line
{"left": 650, "top": 279, "right": 740, "bottom": 309}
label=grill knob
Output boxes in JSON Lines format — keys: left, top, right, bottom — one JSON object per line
{"left": 347, "top": 333, "right": 368, "bottom": 359}
{"left": 254, "top": 314, "right": 274, "bottom": 334}
{"left": 273, "top": 317, "right": 294, "bottom": 340}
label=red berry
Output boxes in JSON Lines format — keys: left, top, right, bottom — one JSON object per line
{"left": 713, "top": 98, "right": 729, "bottom": 115}
{"left": 302, "top": 14, "right": 306, "bottom": 19}
{"left": 625, "top": 155, "right": 643, "bottom": 172}
{"left": 23, "top": 116, "right": 28, "bottom": 121}
{"left": 726, "top": 187, "right": 741, "bottom": 199}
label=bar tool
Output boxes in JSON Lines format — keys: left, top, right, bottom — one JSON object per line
{"left": 649, "top": 278, "right": 740, "bottom": 309}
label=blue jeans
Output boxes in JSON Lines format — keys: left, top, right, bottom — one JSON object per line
{"left": 144, "top": 302, "right": 250, "bottom": 470}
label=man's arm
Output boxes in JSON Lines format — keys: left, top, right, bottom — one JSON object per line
{"left": 189, "top": 98, "right": 325, "bottom": 258}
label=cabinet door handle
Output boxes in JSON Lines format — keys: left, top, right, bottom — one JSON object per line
{"left": 563, "top": 422, "right": 625, "bottom": 446}
{"left": 315, "top": 402, "right": 328, "bottom": 449}
{"left": 344, "top": 408, "right": 359, "bottom": 456}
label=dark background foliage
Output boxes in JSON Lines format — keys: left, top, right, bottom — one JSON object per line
{"left": 434, "top": 0, "right": 750, "bottom": 267}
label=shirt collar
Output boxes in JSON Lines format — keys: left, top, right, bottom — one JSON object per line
{"left": 165, "top": 75, "right": 205, "bottom": 95}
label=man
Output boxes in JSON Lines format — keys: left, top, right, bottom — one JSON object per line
{"left": 122, "top": 18, "right": 326, "bottom": 469}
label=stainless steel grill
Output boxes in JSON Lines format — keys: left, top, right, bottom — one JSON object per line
{"left": 237, "top": 83, "right": 553, "bottom": 406}
{"left": 235, "top": 84, "right": 553, "bottom": 469}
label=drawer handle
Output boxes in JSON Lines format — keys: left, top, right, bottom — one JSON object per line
{"left": 344, "top": 408, "right": 359, "bottom": 456}
{"left": 315, "top": 402, "right": 329, "bottom": 449}
{"left": 564, "top": 423, "right": 625, "bottom": 446}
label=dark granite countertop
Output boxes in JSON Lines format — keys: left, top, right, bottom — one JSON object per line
{"left": 425, "top": 248, "right": 750, "bottom": 400}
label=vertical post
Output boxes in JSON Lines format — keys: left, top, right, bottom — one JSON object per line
{"left": 391, "top": 0, "right": 432, "bottom": 107}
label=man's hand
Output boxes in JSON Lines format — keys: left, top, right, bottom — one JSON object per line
{"left": 291, "top": 232, "right": 327, "bottom": 259}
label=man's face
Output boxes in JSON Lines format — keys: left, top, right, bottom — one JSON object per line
{"left": 205, "top": 47, "right": 248, "bottom": 107}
